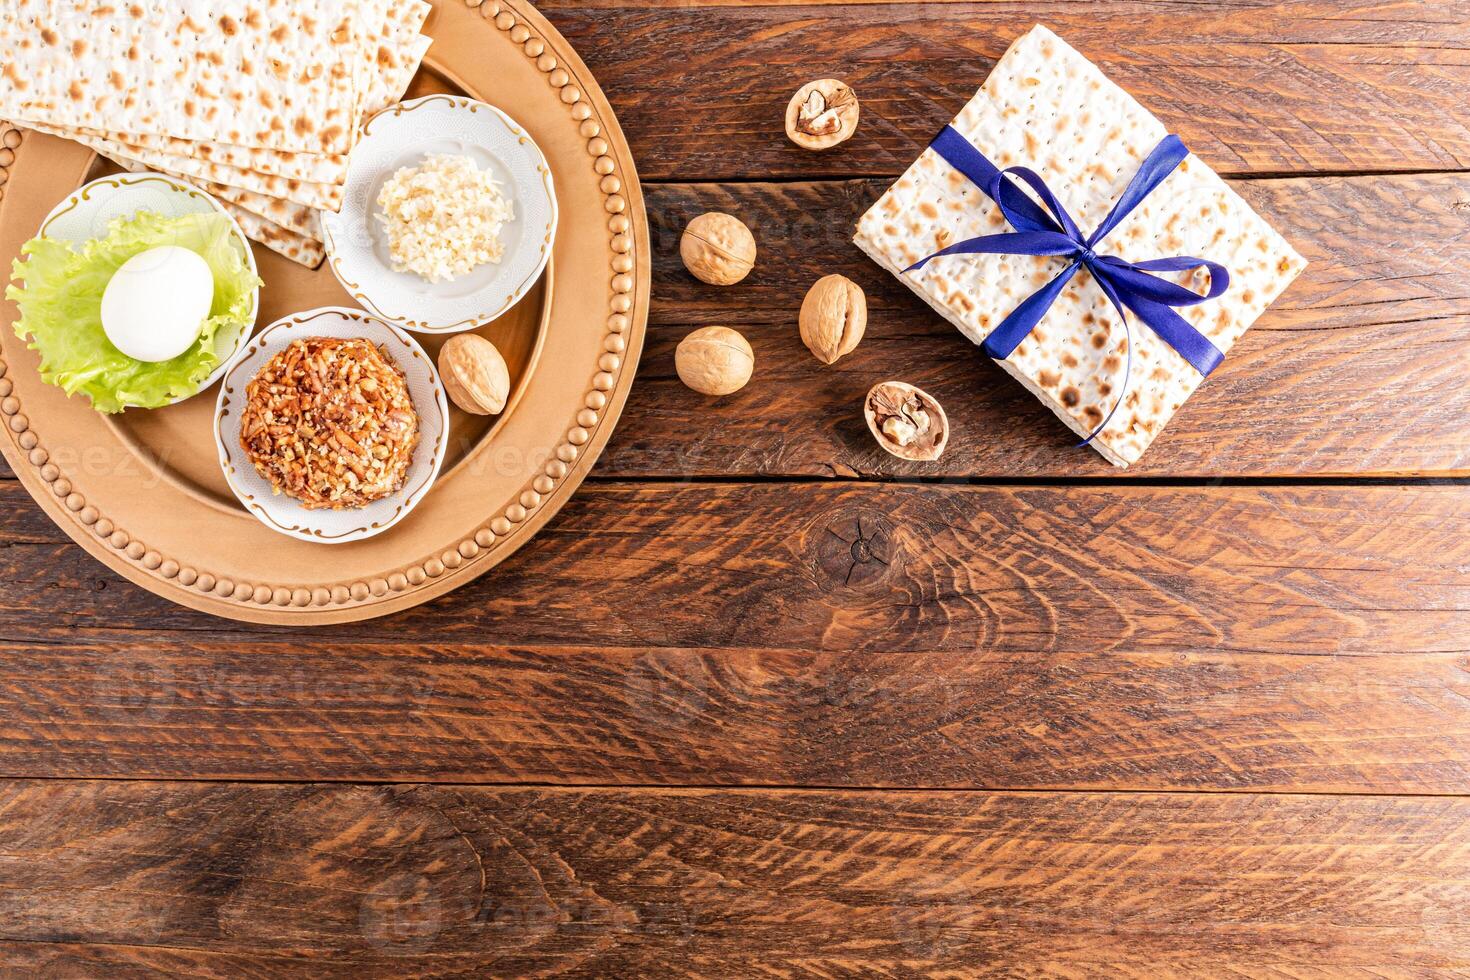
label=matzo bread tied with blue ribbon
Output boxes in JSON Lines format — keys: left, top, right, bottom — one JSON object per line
{"left": 854, "top": 25, "right": 1306, "bottom": 468}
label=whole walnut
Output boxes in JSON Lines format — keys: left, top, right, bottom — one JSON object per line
{"left": 681, "top": 212, "right": 757, "bottom": 286}
{"left": 438, "top": 334, "right": 510, "bottom": 415}
{"left": 799, "top": 274, "right": 867, "bottom": 365}
{"left": 675, "top": 326, "right": 754, "bottom": 396}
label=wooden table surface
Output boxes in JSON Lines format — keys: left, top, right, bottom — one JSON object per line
{"left": 4, "top": 0, "right": 1470, "bottom": 975}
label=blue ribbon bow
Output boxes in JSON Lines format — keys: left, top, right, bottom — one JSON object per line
{"left": 904, "top": 126, "right": 1230, "bottom": 442}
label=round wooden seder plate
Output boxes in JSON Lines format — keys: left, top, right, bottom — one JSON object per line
{"left": 0, "top": 0, "right": 649, "bottom": 624}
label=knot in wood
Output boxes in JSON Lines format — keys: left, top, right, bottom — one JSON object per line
{"left": 811, "top": 511, "right": 898, "bottom": 590}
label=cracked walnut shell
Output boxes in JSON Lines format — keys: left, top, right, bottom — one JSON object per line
{"left": 800, "top": 274, "right": 867, "bottom": 365}
{"left": 681, "top": 212, "right": 757, "bottom": 286}
{"left": 785, "top": 79, "right": 860, "bottom": 151}
{"left": 676, "top": 326, "right": 754, "bottom": 396}
{"left": 438, "top": 334, "right": 510, "bottom": 416}
{"left": 865, "top": 381, "right": 949, "bottom": 462}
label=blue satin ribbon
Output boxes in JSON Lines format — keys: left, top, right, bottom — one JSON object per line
{"left": 904, "top": 126, "right": 1230, "bottom": 443}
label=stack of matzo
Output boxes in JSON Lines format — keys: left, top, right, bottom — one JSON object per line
{"left": 854, "top": 25, "right": 1307, "bottom": 468}
{"left": 0, "top": 0, "right": 434, "bottom": 267}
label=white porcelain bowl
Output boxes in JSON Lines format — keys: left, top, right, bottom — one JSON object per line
{"left": 321, "top": 96, "right": 558, "bottom": 334}
{"left": 39, "top": 171, "right": 260, "bottom": 402}
{"left": 214, "top": 307, "right": 450, "bottom": 545}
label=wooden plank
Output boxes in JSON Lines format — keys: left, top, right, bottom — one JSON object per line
{"left": 599, "top": 173, "right": 1470, "bottom": 478}
{"left": 2, "top": 639, "right": 1467, "bottom": 792}
{"left": 0, "top": 480, "right": 1465, "bottom": 654}
{"left": 2, "top": 175, "right": 1466, "bottom": 481}
{"left": 0, "top": 781, "right": 1467, "bottom": 974}
{"left": 536, "top": 0, "right": 1470, "bottom": 180}
{"left": 639, "top": 174, "right": 1470, "bottom": 331}
{"left": 6, "top": 171, "right": 1460, "bottom": 483}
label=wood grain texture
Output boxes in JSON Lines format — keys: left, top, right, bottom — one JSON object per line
{"left": 1, "top": 2, "right": 1467, "bottom": 974}
{"left": 2, "top": 639, "right": 1467, "bottom": 792}
{"left": 592, "top": 173, "right": 1470, "bottom": 478}
{"left": 3, "top": 180, "right": 1464, "bottom": 484}
{"left": 1, "top": 782, "right": 1468, "bottom": 975}
{"left": 0, "top": 480, "right": 1466, "bottom": 654}
{"left": 537, "top": 0, "right": 1470, "bottom": 180}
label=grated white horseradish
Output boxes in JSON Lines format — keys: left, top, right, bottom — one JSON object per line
{"left": 375, "top": 153, "right": 515, "bottom": 284}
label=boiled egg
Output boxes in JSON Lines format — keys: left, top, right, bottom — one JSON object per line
{"left": 101, "top": 245, "right": 214, "bottom": 363}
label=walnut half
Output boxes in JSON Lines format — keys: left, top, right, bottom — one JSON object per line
{"left": 864, "top": 381, "right": 949, "bottom": 462}
{"left": 785, "top": 79, "right": 860, "bottom": 151}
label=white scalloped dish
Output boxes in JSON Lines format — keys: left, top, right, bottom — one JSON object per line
{"left": 321, "top": 96, "right": 559, "bottom": 334}
{"left": 33, "top": 171, "right": 261, "bottom": 405}
{"left": 215, "top": 308, "right": 450, "bottom": 545}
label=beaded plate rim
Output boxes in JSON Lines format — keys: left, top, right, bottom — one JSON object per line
{"left": 0, "top": 0, "right": 649, "bottom": 622}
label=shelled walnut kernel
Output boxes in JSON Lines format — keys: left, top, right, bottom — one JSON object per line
{"left": 785, "top": 79, "right": 860, "bottom": 151}
{"left": 864, "top": 381, "right": 948, "bottom": 461}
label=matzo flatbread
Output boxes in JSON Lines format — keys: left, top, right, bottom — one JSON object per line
{"left": 25, "top": 0, "right": 428, "bottom": 184}
{"left": 205, "top": 180, "right": 323, "bottom": 243}
{"left": 0, "top": 0, "right": 363, "bottom": 155}
{"left": 228, "top": 204, "right": 326, "bottom": 268}
{"left": 854, "top": 25, "right": 1306, "bottom": 467}
{"left": 20, "top": 121, "right": 346, "bottom": 210}
{"left": 14, "top": 3, "right": 431, "bottom": 213}
{"left": 363, "top": 7, "right": 434, "bottom": 115}
{"left": 118, "top": 153, "right": 324, "bottom": 242}
{"left": 12, "top": 118, "right": 349, "bottom": 188}
{"left": 107, "top": 156, "right": 324, "bottom": 266}
{"left": 186, "top": 31, "right": 432, "bottom": 237}
{"left": 93, "top": 32, "right": 433, "bottom": 242}
{"left": 348, "top": 0, "right": 391, "bottom": 144}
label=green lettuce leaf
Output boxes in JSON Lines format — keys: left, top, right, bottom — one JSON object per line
{"left": 6, "top": 210, "right": 260, "bottom": 414}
